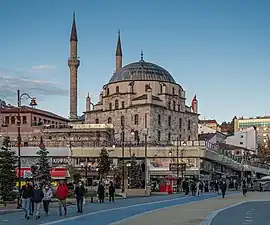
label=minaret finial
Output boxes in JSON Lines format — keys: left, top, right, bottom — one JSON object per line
{"left": 70, "top": 12, "right": 78, "bottom": 42}
{"left": 87, "top": 92, "right": 90, "bottom": 98}
{"left": 140, "top": 50, "right": 144, "bottom": 61}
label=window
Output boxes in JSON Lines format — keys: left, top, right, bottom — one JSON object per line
{"left": 108, "top": 117, "right": 112, "bottom": 124}
{"left": 188, "top": 120, "right": 191, "bottom": 130}
{"left": 5, "top": 116, "right": 9, "bottom": 124}
{"left": 22, "top": 116, "right": 27, "bottom": 124}
{"left": 178, "top": 104, "right": 180, "bottom": 111}
{"left": 145, "top": 113, "right": 148, "bottom": 128}
{"left": 168, "top": 116, "right": 171, "bottom": 127}
{"left": 168, "top": 132, "right": 171, "bottom": 141}
{"left": 115, "top": 100, "right": 119, "bottom": 109}
{"left": 160, "top": 84, "right": 163, "bottom": 93}
{"left": 240, "top": 142, "right": 243, "bottom": 145}
{"left": 107, "top": 88, "right": 110, "bottom": 96}
{"left": 121, "top": 116, "right": 125, "bottom": 128}
{"left": 178, "top": 89, "right": 181, "bottom": 96}
{"left": 122, "top": 101, "right": 125, "bottom": 108}
{"left": 116, "top": 86, "right": 119, "bottom": 93}
{"left": 157, "top": 130, "right": 161, "bottom": 142}
{"left": 134, "top": 114, "right": 139, "bottom": 125}
{"left": 109, "top": 103, "right": 112, "bottom": 110}
{"left": 134, "top": 131, "right": 139, "bottom": 143}
{"left": 173, "top": 101, "right": 176, "bottom": 111}
{"left": 121, "top": 131, "right": 125, "bottom": 142}
{"left": 168, "top": 101, "right": 171, "bottom": 109}
{"left": 11, "top": 116, "right": 15, "bottom": 124}
{"left": 179, "top": 134, "right": 182, "bottom": 140}
{"left": 158, "top": 114, "right": 161, "bottom": 125}
{"left": 95, "top": 118, "right": 99, "bottom": 124}
{"left": 172, "top": 87, "right": 175, "bottom": 95}
{"left": 240, "top": 135, "right": 243, "bottom": 138}
{"left": 179, "top": 118, "right": 182, "bottom": 130}
{"left": 188, "top": 136, "right": 191, "bottom": 141}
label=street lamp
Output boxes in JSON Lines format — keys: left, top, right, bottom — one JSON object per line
{"left": 17, "top": 89, "right": 37, "bottom": 209}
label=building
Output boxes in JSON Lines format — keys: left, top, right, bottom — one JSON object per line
{"left": 199, "top": 119, "right": 220, "bottom": 131}
{"left": 67, "top": 15, "right": 199, "bottom": 143}
{"left": 226, "top": 127, "right": 258, "bottom": 153}
{"left": 198, "top": 124, "right": 216, "bottom": 134}
{"left": 234, "top": 116, "right": 269, "bottom": 144}
{"left": 199, "top": 132, "right": 226, "bottom": 144}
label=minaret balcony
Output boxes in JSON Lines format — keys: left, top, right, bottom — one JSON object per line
{"left": 68, "top": 58, "right": 80, "bottom": 68}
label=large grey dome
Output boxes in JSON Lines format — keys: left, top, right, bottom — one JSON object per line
{"left": 108, "top": 59, "right": 176, "bottom": 84}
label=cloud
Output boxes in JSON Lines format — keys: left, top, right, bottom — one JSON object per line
{"left": 0, "top": 68, "right": 68, "bottom": 102}
{"left": 31, "top": 64, "right": 55, "bottom": 70}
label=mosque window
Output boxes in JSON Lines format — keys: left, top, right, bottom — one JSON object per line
{"left": 134, "top": 114, "right": 139, "bottom": 125}
{"left": 168, "top": 101, "right": 171, "bottom": 109}
{"left": 107, "top": 88, "right": 110, "bottom": 96}
{"left": 188, "top": 120, "right": 191, "bottom": 130}
{"left": 188, "top": 136, "right": 191, "bottom": 141}
{"left": 116, "top": 86, "right": 119, "bottom": 93}
{"left": 158, "top": 114, "right": 161, "bottom": 125}
{"left": 179, "top": 118, "right": 182, "bottom": 130}
{"left": 168, "top": 116, "right": 171, "bottom": 127}
{"left": 122, "top": 101, "right": 125, "bottom": 108}
{"left": 168, "top": 132, "right": 171, "bottom": 141}
{"left": 160, "top": 84, "right": 163, "bottom": 93}
{"left": 121, "top": 116, "right": 125, "bottom": 128}
{"left": 109, "top": 103, "right": 112, "bottom": 110}
{"left": 173, "top": 101, "right": 176, "bottom": 111}
{"left": 157, "top": 130, "right": 161, "bottom": 142}
{"left": 178, "top": 104, "right": 180, "bottom": 111}
{"left": 95, "top": 118, "right": 99, "bottom": 124}
{"left": 172, "top": 87, "right": 175, "bottom": 95}
{"left": 108, "top": 117, "right": 112, "bottom": 124}
{"left": 115, "top": 100, "right": 119, "bottom": 109}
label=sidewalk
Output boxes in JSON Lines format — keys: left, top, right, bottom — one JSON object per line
{"left": 120, "top": 192, "right": 270, "bottom": 225}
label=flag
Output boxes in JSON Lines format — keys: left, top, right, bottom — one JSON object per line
{"left": 191, "top": 95, "right": 197, "bottom": 112}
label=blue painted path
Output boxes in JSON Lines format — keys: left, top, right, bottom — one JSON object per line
{"left": 0, "top": 192, "right": 236, "bottom": 225}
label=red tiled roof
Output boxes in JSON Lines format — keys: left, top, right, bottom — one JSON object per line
{"left": 1, "top": 105, "right": 68, "bottom": 121}
{"left": 199, "top": 119, "right": 217, "bottom": 124}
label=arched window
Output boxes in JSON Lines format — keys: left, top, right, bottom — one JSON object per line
{"left": 188, "top": 136, "right": 191, "bottom": 141}
{"left": 168, "top": 116, "right": 171, "bottom": 127}
{"left": 134, "top": 114, "right": 139, "bottom": 125}
{"left": 179, "top": 118, "right": 182, "bottom": 130}
{"left": 107, "top": 88, "right": 110, "bottom": 96}
{"left": 122, "top": 101, "right": 125, "bottom": 108}
{"left": 160, "top": 84, "right": 163, "bottom": 93}
{"left": 121, "top": 116, "right": 125, "bottom": 128}
{"left": 168, "top": 132, "right": 171, "bottom": 141}
{"left": 173, "top": 101, "right": 176, "bottom": 111}
{"left": 172, "top": 87, "right": 175, "bottom": 95}
{"left": 134, "top": 130, "right": 139, "bottom": 143}
{"left": 168, "top": 101, "right": 171, "bottom": 109}
{"left": 115, "top": 100, "right": 119, "bottom": 109}
{"left": 188, "top": 120, "right": 191, "bottom": 130}
{"left": 95, "top": 118, "right": 99, "bottom": 124}
{"left": 157, "top": 130, "right": 161, "bottom": 142}
{"left": 178, "top": 104, "right": 180, "bottom": 111}
{"left": 116, "top": 86, "right": 119, "bottom": 93}
{"left": 158, "top": 114, "right": 161, "bottom": 125}
{"left": 109, "top": 103, "right": 112, "bottom": 110}
{"left": 108, "top": 117, "right": 112, "bottom": 124}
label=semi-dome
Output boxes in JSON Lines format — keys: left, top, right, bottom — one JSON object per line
{"left": 108, "top": 59, "right": 176, "bottom": 84}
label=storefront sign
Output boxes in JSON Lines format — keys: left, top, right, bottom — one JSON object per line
{"left": 52, "top": 157, "right": 69, "bottom": 165}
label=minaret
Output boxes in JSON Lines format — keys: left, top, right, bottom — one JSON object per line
{"left": 115, "top": 30, "right": 122, "bottom": 72}
{"left": 86, "top": 93, "right": 91, "bottom": 112}
{"left": 68, "top": 12, "right": 80, "bottom": 120}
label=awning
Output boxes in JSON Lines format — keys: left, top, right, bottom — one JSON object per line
{"left": 16, "top": 167, "right": 69, "bottom": 179}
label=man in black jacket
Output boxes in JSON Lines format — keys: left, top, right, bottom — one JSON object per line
{"left": 21, "top": 180, "right": 33, "bottom": 219}
{"left": 74, "top": 181, "right": 86, "bottom": 213}
{"left": 32, "top": 183, "right": 44, "bottom": 220}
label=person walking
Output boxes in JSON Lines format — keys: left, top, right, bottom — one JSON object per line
{"left": 97, "top": 182, "right": 105, "bottom": 203}
{"left": 220, "top": 180, "right": 227, "bottom": 198}
{"left": 21, "top": 180, "right": 33, "bottom": 219}
{"left": 32, "top": 183, "right": 44, "bottom": 220}
{"left": 242, "top": 180, "right": 247, "bottom": 196}
{"left": 109, "top": 181, "right": 115, "bottom": 203}
{"left": 43, "top": 184, "right": 52, "bottom": 215}
{"left": 56, "top": 180, "right": 69, "bottom": 216}
{"left": 196, "top": 180, "right": 201, "bottom": 196}
{"left": 74, "top": 181, "right": 86, "bottom": 213}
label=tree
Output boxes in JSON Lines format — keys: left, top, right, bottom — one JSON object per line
{"left": 0, "top": 136, "right": 17, "bottom": 201}
{"left": 66, "top": 164, "right": 81, "bottom": 183}
{"left": 35, "top": 137, "right": 51, "bottom": 184}
{"left": 98, "top": 148, "right": 110, "bottom": 179}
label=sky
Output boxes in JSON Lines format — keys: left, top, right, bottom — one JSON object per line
{"left": 0, "top": 0, "right": 269, "bottom": 123}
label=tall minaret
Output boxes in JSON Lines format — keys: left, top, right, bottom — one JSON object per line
{"left": 115, "top": 30, "right": 122, "bottom": 72}
{"left": 68, "top": 12, "right": 80, "bottom": 120}
{"left": 86, "top": 93, "right": 91, "bottom": 112}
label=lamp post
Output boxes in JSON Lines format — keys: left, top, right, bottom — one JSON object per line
{"left": 120, "top": 125, "right": 134, "bottom": 192}
{"left": 143, "top": 128, "right": 148, "bottom": 190}
{"left": 16, "top": 89, "right": 37, "bottom": 208}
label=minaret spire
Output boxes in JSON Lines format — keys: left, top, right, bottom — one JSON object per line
{"left": 115, "top": 30, "right": 123, "bottom": 72}
{"left": 70, "top": 12, "right": 78, "bottom": 42}
{"left": 140, "top": 50, "right": 144, "bottom": 61}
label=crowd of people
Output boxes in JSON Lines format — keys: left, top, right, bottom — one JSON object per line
{"left": 20, "top": 179, "right": 116, "bottom": 220}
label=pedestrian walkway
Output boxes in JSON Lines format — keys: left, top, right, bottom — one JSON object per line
{"left": 118, "top": 192, "right": 270, "bottom": 225}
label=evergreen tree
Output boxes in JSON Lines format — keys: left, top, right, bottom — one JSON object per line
{"left": 36, "top": 137, "right": 51, "bottom": 183}
{"left": 98, "top": 148, "right": 110, "bottom": 179}
{"left": 0, "top": 136, "right": 17, "bottom": 201}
